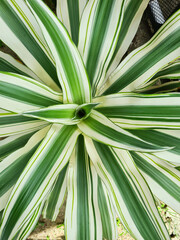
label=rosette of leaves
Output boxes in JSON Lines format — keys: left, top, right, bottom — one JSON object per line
{"left": 0, "top": 0, "right": 180, "bottom": 239}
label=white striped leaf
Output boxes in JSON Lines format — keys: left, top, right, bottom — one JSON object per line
{"left": 94, "top": 92, "right": 180, "bottom": 129}
{"left": 0, "top": 126, "right": 50, "bottom": 208}
{"left": 150, "top": 59, "right": 180, "bottom": 82}
{"left": 0, "top": 124, "right": 80, "bottom": 239}
{"left": 26, "top": 0, "right": 91, "bottom": 105}
{"left": 0, "top": 113, "right": 48, "bottom": 137}
{"left": 78, "top": 0, "right": 125, "bottom": 95}
{"left": 100, "top": 9, "right": 180, "bottom": 95}
{"left": 0, "top": 0, "right": 60, "bottom": 90}
{"left": 0, "top": 72, "right": 62, "bottom": 113}
{"left": 0, "top": 51, "right": 40, "bottom": 81}
{"left": 24, "top": 104, "right": 78, "bottom": 125}
{"left": 43, "top": 164, "right": 68, "bottom": 221}
{"left": 0, "top": 131, "right": 37, "bottom": 160}
{"left": 78, "top": 110, "right": 170, "bottom": 152}
{"left": 65, "top": 135, "right": 102, "bottom": 240}
{"left": 106, "top": 0, "right": 149, "bottom": 76}
{"left": 128, "top": 129, "right": 180, "bottom": 164}
{"left": 98, "top": 177, "right": 117, "bottom": 240}
{"left": 17, "top": 202, "right": 45, "bottom": 240}
{"left": 137, "top": 80, "right": 180, "bottom": 94}
{"left": 23, "top": 103, "right": 98, "bottom": 125}
{"left": 131, "top": 152, "right": 180, "bottom": 213}
{"left": 56, "top": 0, "right": 88, "bottom": 45}
{"left": 0, "top": 187, "right": 13, "bottom": 212}
{"left": 85, "top": 138, "right": 170, "bottom": 240}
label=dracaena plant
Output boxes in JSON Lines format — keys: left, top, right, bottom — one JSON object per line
{"left": 0, "top": 0, "right": 180, "bottom": 239}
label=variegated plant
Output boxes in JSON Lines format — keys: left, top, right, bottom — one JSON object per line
{"left": 0, "top": 0, "right": 180, "bottom": 239}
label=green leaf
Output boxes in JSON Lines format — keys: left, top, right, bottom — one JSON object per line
{"left": 0, "top": 0, "right": 60, "bottom": 90}
{"left": 137, "top": 80, "right": 180, "bottom": 94}
{"left": 43, "top": 164, "right": 68, "bottom": 221}
{"left": 24, "top": 104, "right": 78, "bottom": 125}
{"left": 78, "top": 110, "right": 170, "bottom": 152}
{"left": 56, "top": 0, "right": 88, "bottom": 45}
{"left": 98, "top": 177, "right": 117, "bottom": 240}
{"left": 18, "top": 202, "right": 44, "bottom": 240}
{"left": 107, "top": 0, "right": 149, "bottom": 76}
{"left": 150, "top": 59, "right": 180, "bottom": 81}
{"left": 65, "top": 135, "right": 102, "bottom": 240}
{"left": 26, "top": 0, "right": 91, "bottom": 105}
{"left": 101, "top": 10, "right": 180, "bottom": 95}
{"left": 78, "top": 0, "right": 125, "bottom": 95}
{"left": 0, "top": 72, "right": 62, "bottom": 113}
{"left": 0, "top": 51, "right": 39, "bottom": 80}
{"left": 0, "top": 127, "right": 49, "bottom": 211}
{"left": 85, "top": 138, "right": 170, "bottom": 240}
{"left": 94, "top": 92, "right": 180, "bottom": 129}
{"left": 23, "top": 103, "right": 99, "bottom": 124}
{"left": 0, "top": 113, "right": 48, "bottom": 137}
{"left": 0, "top": 124, "right": 80, "bottom": 239}
{"left": 131, "top": 152, "right": 180, "bottom": 213}
{"left": 128, "top": 129, "right": 180, "bottom": 164}
{"left": 0, "top": 131, "right": 37, "bottom": 160}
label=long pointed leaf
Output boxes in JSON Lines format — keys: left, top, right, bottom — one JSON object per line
{"left": 98, "top": 177, "right": 117, "bottom": 240}
{"left": 85, "top": 138, "right": 170, "bottom": 240}
{"left": 43, "top": 164, "right": 68, "bottom": 221}
{"left": 26, "top": 0, "right": 91, "bottom": 104}
{"left": 0, "top": 124, "right": 80, "bottom": 239}
{"left": 56, "top": 0, "right": 88, "bottom": 45}
{"left": 0, "top": 72, "right": 62, "bottom": 113}
{"left": 0, "top": 51, "right": 39, "bottom": 81}
{"left": 101, "top": 10, "right": 180, "bottom": 95}
{"left": 0, "top": 0, "right": 60, "bottom": 90}
{"left": 65, "top": 135, "right": 102, "bottom": 240}
{"left": 78, "top": 110, "right": 170, "bottom": 152}
{"left": 128, "top": 129, "right": 180, "bottom": 164}
{"left": 107, "top": 0, "right": 149, "bottom": 76}
{"left": 131, "top": 152, "right": 180, "bottom": 213}
{"left": 78, "top": 0, "right": 125, "bottom": 95}
{"left": 94, "top": 92, "right": 180, "bottom": 129}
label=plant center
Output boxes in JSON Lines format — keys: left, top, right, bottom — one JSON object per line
{"left": 76, "top": 108, "right": 86, "bottom": 119}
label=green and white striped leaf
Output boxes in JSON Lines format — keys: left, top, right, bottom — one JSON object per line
{"left": 100, "top": 9, "right": 180, "bottom": 95}
{"left": 128, "top": 129, "right": 180, "bottom": 164}
{"left": 150, "top": 59, "right": 180, "bottom": 82}
{"left": 26, "top": 0, "right": 91, "bottom": 105}
{"left": 78, "top": 0, "right": 125, "bottom": 95}
{"left": 0, "top": 126, "right": 49, "bottom": 210}
{"left": 17, "top": 202, "right": 45, "bottom": 240}
{"left": 0, "top": 113, "right": 48, "bottom": 137}
{"left": 0, "top": 51, "right": 40, "bottom": 81}
{"left": 98, "top": 177, "right": 117, "bottom": 240}
{"left": 0, "top": 0, "right": 60, "bottom": 90}
{"left": 106, "top": 0, "right": 149, "bottom": 76}
{"left": 85, "top": 138, "right": 170, "bottom": 240}
{"left": 131, "top": 152, "right": 180, "bottom": 213}
{"left": 43, "top": 164, "right": 68, "bottom": 221}
{"left": 0, "top": 72, "right": 62, "bottom": 113}
{"left": 137, "top": 80, "right": 180, "bottom": 94}
{"left": 65, "top": 135, "right": 102, "bottom": 240}
{"left": 78, "top": 110, "right": 170, "bottom": 152}
{"left": 0, "top": 187, "right": 13, "bottom": 212}
{"left": 94, "top": 92, "right": 180, "bottom": 129}
{"left": 0, "top": 124, "right": 80, "bottom": 239}
{"left": 0, "top": 131, "right": 36, "bottom": 160}
{"left": 56, "top": 0, "right": 88, "bottom": 45}
{"left": 24, "top": 104, "right": 78, "bottom": 125}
